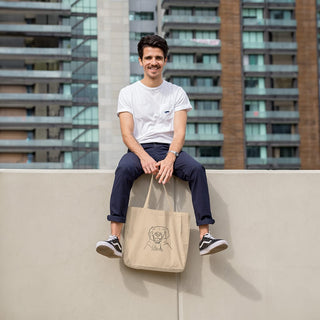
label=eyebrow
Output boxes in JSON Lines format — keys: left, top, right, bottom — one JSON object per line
{"left": 144, "top": 55, "right": 164, "bottom": 59}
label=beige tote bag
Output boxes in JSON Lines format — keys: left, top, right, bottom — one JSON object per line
{"left": 123, "top": 176, "right": 190, "bottom": 273}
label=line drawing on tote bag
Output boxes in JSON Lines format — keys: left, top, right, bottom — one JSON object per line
{"left": 144, "top": 226, "right": 172, "bottom": 251}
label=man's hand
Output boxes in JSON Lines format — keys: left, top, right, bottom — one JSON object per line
{"left": 140, "top": 154, "right": 158, "bottom": 175}
{"left": 155, "top": 153, "right": 176, "bottom": 184}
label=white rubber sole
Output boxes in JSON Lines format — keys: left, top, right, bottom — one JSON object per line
{"left": 96, "top": 241, "right": 122, "bottom": 258}
{"left": 200, "top": 239, "right": 228, "bottom": 256}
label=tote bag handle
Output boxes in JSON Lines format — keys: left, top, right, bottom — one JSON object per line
{"left": 143, "top": 175, "right": 174, "bottom": 212}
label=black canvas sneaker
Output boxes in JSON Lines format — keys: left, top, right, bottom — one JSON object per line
{"left": 96, "top": 235, "right": 122, "bottom": 258}
{"left": 199, "top": 233, "right": 228, "bottom": 256}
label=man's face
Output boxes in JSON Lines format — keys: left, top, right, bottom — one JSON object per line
{"left": 139, "top": 47, "right": 167, "bottom": 80}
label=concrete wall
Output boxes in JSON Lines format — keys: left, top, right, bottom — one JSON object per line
{"left": 1, "top": 170, "right": 320, "bottom": 320}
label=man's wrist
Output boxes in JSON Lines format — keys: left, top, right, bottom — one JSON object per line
{"left": 167, "top": 150, "right": 179, "bottom": 157}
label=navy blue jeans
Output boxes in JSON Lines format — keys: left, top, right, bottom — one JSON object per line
{"left": 107, "top": 143, "right": 215, "bottom": 226}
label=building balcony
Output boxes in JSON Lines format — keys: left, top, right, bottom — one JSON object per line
{"left": 0, "top": 1, "right": 71, "bottom": 15}
{"left": 245, "top": 111, "right": 299, "bottom": 122}
{"left": 166, "top": 39, "right": 221, "bottom": 54}
{"left": 246, "top": 133, "right": 300, "bottom": 145}
{"left": 245, "top": 88, "right": 299, "bottom": 100}
{"left": 0, "top": 93, "right": 72, "bottom": 107}
{"left": 163, "top": 63, "right": 221, "bottom": 77}
{"left": 181, "top": 86, "right": 222, "bottom": 99}
{"left": 188, "top": 109, "right": 223, "bottom": 120}
{"left": 242, "top": 0, "right": 296, "bottom": 9}
{"left": 0, "top": 140, "right": 98, "bottom": 152}
{"left": 162, "top": 16, "right": 220, "bottom": 32}
{"left": 243, "top": 42, "right": 297, "bottom": 54}
{"left": 0, "top": 70, "right": 71, "bottom": 85}
{"left": 0, "top": 162, "right": 73, "bottom": 169}
{"left": 0, "top": 47, "right": 71, "bottom": 61}
{"left": 0, "top": 117, "right": 73, "bottom": 130}
{"left": 243, "top": 19, "right": 296, "bottom": 31}
{"left": 243, "top": 64, "right": 298, "bottom": 77}
{"left": 161, "top": 0, "right": 220, "bottom": 10}
{"left": 0, "top": 140, "right": 73, "bottom": 152}
{"left": 247, "top": 157, "right": 301, "bottom": 168}
{"left": 194, "top": 156, "right": 224, "bottom": 167}
{"left": 185, "top": 133, "right": 224, "bottom": 142}
{"left": 0, "top": 24, "right": 71, "bottom": 37}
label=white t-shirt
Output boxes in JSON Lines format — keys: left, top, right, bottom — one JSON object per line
{"left": 117, "top": 80, "right": 192, "bottom": 144}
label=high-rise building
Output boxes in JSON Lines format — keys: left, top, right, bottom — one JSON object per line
{"left": 0, "top": 0, "right": 98, "bottom": 169}
{"left": 161, "top": 0, "right": 320, "bottom": 169}
{"left": 1, "top": 0, "right": 319, "bottom": 170}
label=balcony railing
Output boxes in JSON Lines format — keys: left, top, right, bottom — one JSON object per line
{"left": 194, "top": 157, "right": 225, "bottom": 165}
{"left": 188, "top": 110, "right": 223, "bottom": 118}
{"left": 0, "top": 162, "right": 73, "bottom": 169}
{"left": 243, "top": 42, "right": 297, "bottom": 52}
{"left": 245, "top": 111, "right": 299, "bottom": 119}
{"left": 0, "top": 70, "right": 71, "bottom": 84}
{"left": 163, "top": 16, "right": 220, "bottom": 24}
{"left": 165, "top": 62, "right": 221, "bottom": 72}
{"left": 0, "top": 140, "right": 73, "bottom": 152}
{"left": 243, "top": 64, "right": 298, "bottom": 75}
{"left": 0, "top": 93, "right": 72, "bottom": 106}
{"left": 161, "top": 0, "right": 220, "bottom": 9}
{"left": 0, "top": 117, "right": 73, "bottom": 129}
{"left": 0, "top": 47, "right": 71, "bottom": 61}
{"left": 243, "top": 19, "right": 296, "bottom": 28}
{"left": 185, "top": 133, "right": 224, "bottom": 141}
{"left": 245, "top": 88, "right": 299, "bottom": 98}
{"left": 182, "top": 86, "right": 222, "bottom": 95}
{"left": 0, "top": 1, "right": 71, "bottom": 15}
{"left": 246, "top": 134, "right": 300, "bottom": 142}
{"left": 247, "top": 157, "right": 301, "bottom": 166}
{"left": 166, "top": 39, "right": 221, "bottom": 48}
{"left": 0, "top": 24, "right": 71, "bottom": 37}
{"left": 243, "top": 0, "right": 295, "bottom": 4}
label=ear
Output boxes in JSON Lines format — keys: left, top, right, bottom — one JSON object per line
{"left": 139, "top": 57, "right": 143, "bottom": 66}
{"left": 164, "top": 57, "right": 167, "bottom": 65}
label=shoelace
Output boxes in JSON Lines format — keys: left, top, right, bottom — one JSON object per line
{"left": 203, "top": 233, "right": 214, "bottom": 240}
{"left": 108, "top": 235, "right": 118, "bottom": 241}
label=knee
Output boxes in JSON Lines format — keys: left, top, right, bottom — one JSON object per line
{"left": 190, "top": 162, "right": 206, "bottom": 177}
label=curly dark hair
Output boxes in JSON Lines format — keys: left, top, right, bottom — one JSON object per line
{"left": 137, "top": 35, "right": 169, "bottom": 60}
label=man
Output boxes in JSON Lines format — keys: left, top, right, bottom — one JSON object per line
{"left": 96, "top": 35, "right": 228, "bottom": 258}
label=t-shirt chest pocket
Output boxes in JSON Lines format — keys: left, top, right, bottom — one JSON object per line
{"left": 157, "top": 105, "right": 174, "bottom": 122}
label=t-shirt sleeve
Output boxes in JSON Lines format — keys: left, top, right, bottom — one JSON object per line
{"left": 117, "top": 87, "right": 133, "bottom": 116}
{"left": 174, "top": 87, "right": 193, "bottom": 112}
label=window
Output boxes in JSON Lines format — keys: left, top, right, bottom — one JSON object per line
{"left": 243, "top": 54, "right": 264, "bottom": 66}
{"left": 194, "top": 8, "right": 217, "bottom": 17}
{"left": 203, "top": 54, "right": 218, "bottom": 64}
{"left": 129, "top": 32, "right": 154, "bottom": 41}
{"left": 197, "top": 100, "right": 219, "bottom": 111}
{"left": 245, "top": 100, "right": 266, "bottom": 112}
{"left": 172, "top": 54, "right": 193, "bottom": 64}
{"left": 242, "top": 9, "right": 263, "bottom": 19}
{"left": 172, "top": 77, "right": 191, "bottom": 86}
{"left": 172, "top": 30, "right": 193, "bottom": 40}
{"left": 243, "top": 31, "right": 264, "bottom": 43}
{"left": 195, "top": 31, "right": 217, "bottom": 39}
{"left": 272, "top": 124, "right": 292, "bottom": 134}
{"left": 245, "top": 77, "right": 264, "bottom": 88}
{"left": 246, "top": 146, "right": 261, "bottom": 158}
{"left": 130, "top": 74, "right": 143, "bottom": 83}
{"left": 198, "top": 123, "right": 219, "bottom": 134}
{"left": 171, "top": 7, "right": 192, "bottom": 16}
{"left": 130, "top": 54, "right": 139, "bottom": 62}
{"left": 269, "top": 10, "right": 292, "bottom": 20}
{"left": 199, "top": 147, "right": 220, "bottom": 157}
{"left": 246, "top": 124, "right": 266, "bottom": 135}
{"left": 129, "top": 11, "right": 154, "bottom": 21}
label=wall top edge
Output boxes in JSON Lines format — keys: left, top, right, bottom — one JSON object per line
{"left": 0, "top": 169, "right": 320, "bottom": 175}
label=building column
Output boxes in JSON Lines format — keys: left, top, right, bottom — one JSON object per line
{"left": 296, "top": 0, "right": 320, "bottom": 169}
{"left": 220, "top": 0, "right": 245, "bottom": 169}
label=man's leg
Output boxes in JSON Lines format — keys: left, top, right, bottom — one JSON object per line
{"left": 173, "top": 152, "right": 228, "bottom": 255}
{"left": 96, "top": 151, "right": 143, "bottom": 258}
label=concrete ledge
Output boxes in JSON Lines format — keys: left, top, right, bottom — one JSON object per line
{"left": 1, "top": 170, "right": 320, "bottom": 319}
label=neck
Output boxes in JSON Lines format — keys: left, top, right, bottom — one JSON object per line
{"left": 140, "top": 76, "right": 163, "bottom": 88}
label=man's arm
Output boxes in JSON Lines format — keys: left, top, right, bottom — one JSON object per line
{"left": 156, "top": 109, "right": 187, "bottom": 184}
{"left": 119, "top": 112, "right": 158, "bottom": 174}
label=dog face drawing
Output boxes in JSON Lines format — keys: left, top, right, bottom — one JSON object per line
{"left": 145, "top": 226, "right": 171, "bottom": 251}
